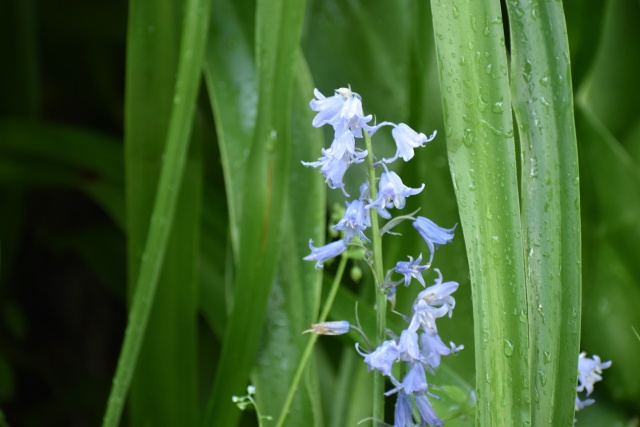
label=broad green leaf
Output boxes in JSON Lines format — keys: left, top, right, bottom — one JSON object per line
{"left": 430, "top": 0, "right": 530, "bottom": 424}
{"left": 252, "top": 54, "right": 325, "bottom": 426}
{"left": 102, "top": 0, "right": 210, "bottom": 424}
{"left": 203, "top": 0, "right": 307, "bottom": 425}
{"left": 506, "top": 1, "right": 581, "bottom": 424}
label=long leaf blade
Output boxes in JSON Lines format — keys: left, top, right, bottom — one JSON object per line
{"left": 429, "top": 1, "right": 530, "bottom": 424}
{"left": 506, "top": 1, "right": 581, "bottom": 424}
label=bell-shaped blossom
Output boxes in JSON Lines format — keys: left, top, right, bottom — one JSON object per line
{"left": 394, "top": 392, "right": 415, "bottom": 427}
{"left": 397, "top": 329, "right": 422, "bottom": 362}
{"left": 412, "top": 216, "right": 456, "bottom": 265}
{"left": 420, "top": 331, "right": 463, "bottom": 369}
{"left": 415, "top": 393, "right": 444, "bottom": 427}
{"left": 303, "top": 320, "right": 350, "bottom": 335}
{"left": 310, "top": 87, "right": 373, "bottom": 137}
{"left": 356, "top": 340, "right": 399, "bottom": 377}
{"left": 366, "top": 170, "right": 424, "bottom": 219}
{"left": 383, "top": 123, "right": 437, "bottom": 163}
{"left": 394, "top": 253, "right": 429, "bottom": 287}
{"left": 303, "top": 239, "right": 347, "bottom": 269}
{"left": 575, "top": 352, "right": 611, "bottom": 416}
{"left": 577, "top": 352, "right": 611, "bottom": 396}
{"left": 409, "top": 270, "right": 459, "bottom": 334}
{"left": 325, "top": 125, "right": 368, "bottom": 162}
{"left": 333, "top": 199, "right": 371, "bottom": 243}
{"left": 387, "top": 362, "right": 428, "bottom": 396}
{"left": 416, "top": 269, "right": 458, "bottom": 317}
{"left": 302, "top": 148, "right": 355, "bottom": 196}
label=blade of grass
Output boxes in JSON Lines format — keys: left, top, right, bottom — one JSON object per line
{"left": 429, "top": 0, "right": 530, "bottom": 424}
{"left": 202, "top": 0, "right": 306, "bottom": 424}
{"left": 505, "top": 1, "right": 581, "bottom": 424}
{"left": 101, "top": 0, "right": 210, "bottom": 425}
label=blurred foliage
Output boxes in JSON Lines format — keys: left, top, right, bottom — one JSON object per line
{"left": 0, "top": 0, "right": 638, "bottom": 425}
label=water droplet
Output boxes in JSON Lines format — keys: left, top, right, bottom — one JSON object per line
{"left": 504, "top": 339, "right": 514, "bottom": 357}
{"left": 538, "top": 370, "right": 547, "bottom": 386}
{"left": 462, "top": 128, "right": 474, "bottom": 147}
{"left": 543, "top": 351, "right": 551, "bottom": 364}
{"left": 453, "top": 5, "right": 460, "bottom": 18}
{"left": 486, "top": 63, "right": 493, "bottom": 75}
{"left": 522, "top": 59, "right": 533, "bottom": 83}
{"left": 477, "top": 95, "right": 488, "bottom": 111}
{"left": 492, "top": 101, "right": 504, "bottom": 113}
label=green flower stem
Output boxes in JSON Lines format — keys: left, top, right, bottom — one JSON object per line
{"left": 364, "top": 129, "right": 387, "bottom": 424}
{"left": 274, "top": 253, "right": 348, "bottom": 427}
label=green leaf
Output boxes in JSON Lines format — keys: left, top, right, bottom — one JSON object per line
{"left": 252, "top": 53, "right": 325, "bottom": 426}
{"left": 202, "top": 0, "right": 307, "bottom": 425}
{"left": 101, "top": 0, "right": 210, "bottom": 424}
{"left": 506, "top": 1, "right": 581, "bottom": 424}
{"left": 429, "top": 0, "right": 530, "bottom": 424}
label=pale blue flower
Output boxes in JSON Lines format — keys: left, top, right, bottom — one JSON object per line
{"left": 383, "top": 123, "right": 437, "bottom": 163}
{"left": 397, "top": 329, "right": 422, "bottom": 362}
{"left": 333, "top": 200, "right": 371, "bottom": 243}
{"left": 310, "top": 87, "right": 373, "bottom": 137}
{"left": 575, "top": 352, "right": 611, "bottom": 417}
{"left": 366, "top": 170, "right": 424, "bottom": 219}
{"left": 303, "top": 239, "right": 347, "bottom": 269}
{"left": 386, "top": 362, "right": 428, "bottom": 396}
{"left": 577, "top": 352, "right": 611, "bottom": 396}
{"left": 394, "top": 254, "right": 429, "bottom": 287}
{"left": 412, "top": 216, "right": 456, "bottom": 265}
{"left": 394, "top": 392, "right": 415, "bottom": 427}
{"left": 325, "top": 125, "right": 368, "bottom": 162}
{"left": 356, "top": 340, "right": 399, "bottom": 377}
{"left": 409, "top": 269, "right": 458, "bottom": 333}
{"left": 303, "top": 320, "right": 350, "bottom": 335}
{"left": 415, "top": 393, "right": 444, "bottom": 426}
{"left": 302, "top": 149, "right": 355, "bottom": 196}
{"left": 420, "top": 332, "right": 463, "bottom": 369}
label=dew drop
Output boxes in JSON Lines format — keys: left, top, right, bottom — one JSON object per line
{"left": 504, "top": 339, "right": 514, "bottom": 357}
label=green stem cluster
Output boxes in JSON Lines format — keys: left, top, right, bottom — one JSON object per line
{"left": 363, "top": 130, "right": 387, "bottom": 424}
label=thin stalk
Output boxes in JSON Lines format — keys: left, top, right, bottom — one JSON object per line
{"left": 274, "top": 254, "right": 349, "bottom": 427}
{"left": 364, "top": 130, "right": 387, "bottom": 425}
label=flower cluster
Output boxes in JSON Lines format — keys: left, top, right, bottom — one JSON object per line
{"left": 302, "top": 87, "right": 461, "bottom": 426}
{"left": 574, "top": 352, "right": 611, "bottom": 418}
{"left": 358, "top": 269, "right": 463, "bottom": 426}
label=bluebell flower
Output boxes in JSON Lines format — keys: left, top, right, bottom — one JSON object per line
{"left": 383, "top": 123, "right": 437, "bottom": 163}
{"left": 414, "top": 393, "right": 444, "bottom": 427}
{"left": 366, "top": 170, "right": 424, "bottom": 219}
{"left": 397, "top": 329, "right": 422, "bottom": 362}
{"left": 412, "top": 216, "right": 456, "bottom": 265}
{"left": 332, "top": 199, "right": 371, "bottom": 243}
{"left": 577, "top": 352, "right": 611, "bottom": 396}
{"left": 325, "top": 125, "right": 368, "bottom": 162}
{"left": 409, "top": 270, "right": 458, "bottom": 334}
{"left": 303, "top": 239, "right": 347, "bottom": 269}
{"left": 394, "top": 254, "right": 429, "bottom": 287}
{"left": 420, "top": 331, "right": 463, "bottom": 369}
{"left": 386, "top": 362, "right": 428, "bottom": 396}
{"left": 303, "top": 320, "right": 350, "bottom": 335}
{"left": 310, "top": 87, "right": 373, "bottom": 136}
{"left": 575, "top": 352, "right": 611, "bottom": 416}
{"left": 394, "top": 392, "right": 415, "bottom": 427}
{"left": 302, "top": 148, "right": 355, "bottom": 196}
{"left": 416, "top": 269, "right": 458, "bottom": 318}
{"left": 356, "top": 340, "right": 399, "bottom": 377}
